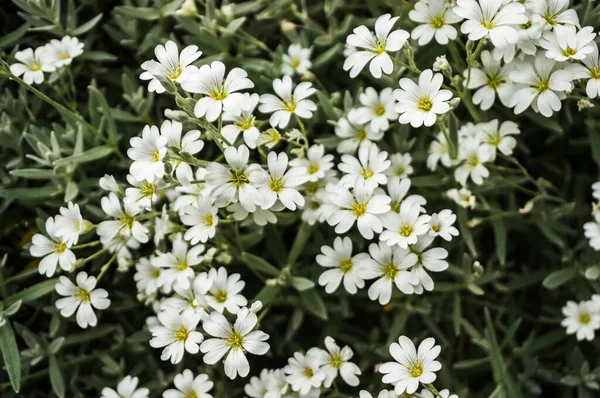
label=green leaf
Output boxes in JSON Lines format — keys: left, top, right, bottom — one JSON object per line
{"left": 313, "top": 43, "right": 343, "bottom": 69}
{"left": 0, "top": 186, "right": 59, "bottom": 200}
{"left": 254, "top": 285, "right": 279, "bottom": 306}
{"left": 114, "top": 6, "right": 160, "bottom": 20}
{"left": 53, "top": 146, "right": 114, "bottom": 166}
{"left": 484, "top": 308, "right": 519, "bottom": 397}
{"left": 9, "top": 169, "right": 55, "bottom": 180}
{"left": 0, "top": 322, "right": 21, "bottom": 393}
{"left": 456, "top": 207, "right": 477, "bottom": 257}
{"left": 300, "top": 289, "right": 327, "bottom": 320}
{"left": 287, "top": 222, "right": 312, "bottom": 266}
{"left": 88, "top": 86, "right": 118, "bottom": 145}
{"left": 5, "top": 278, "right": 57, "bottom": 306}
{"left": 491, "top": 218, "right": 507, "bottom": 265}
{"left": 542, "top": 267, "right": 578, "bottom": 290}
{"left": 316, "top": 91, "right": 338, "bottom": 120}
{"left": 447, "top": 112, "right": 459, "bottom": 159}
{"left": 0, "top": 22, "right": 31, "bottom": 49}
{"left": 79, "top": 51, "right": 118, "bottom": 62}
{"left": 289, "top": 276, "right": 315, "bottom": 291}
{"left": 70, "top": 13, "right": 103, "bottom": 36}
{"left": 241, "top": 252, "right": 280, "bottom": 276}
{"left": 225, "top": 17, "right": 246, "bottom": 34}
{"left": 49, "top": 355, "right": 65, "bottom": 398}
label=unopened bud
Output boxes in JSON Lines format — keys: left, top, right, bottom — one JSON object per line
{"left": 250, "top": 301, "right": 263, "bottom": 313}
{"left": 433, "top": 55, "right": 452, "bottom": 77}
{"left": 164, "top": 108, "right": 189, "bottom": 121}
{"left": 176, "top": 0, "right": 198, "bottom": 17}
{"left": 281, "top": 20, "right": 296, "bottom": 32}
{"left": 448, "top": 97, "right": 461, "bottom": 110}
{"left": 578, "top": 98, "right": 594, "bottom": 111}
{"left": 451, "top": 74, "right": 463, "bottom": 90}
{"left": 472, "top": 261, "right": 484, "bottom": 277}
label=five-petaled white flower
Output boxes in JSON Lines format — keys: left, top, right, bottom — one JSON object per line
{"left": 317, "top": 236, "right": 370, "bottom": 294}
{"left": 149, "top": 310, "right": 203, "bottom": 364}
{"left": 222, "top": 93, "right": 261, "bottom": 148}
{"left": 128, "top": 125, "right": 168, "bottom": 182}
{"left": 46, "top": 36, "right": 84, "bottom": 67}
{"left": 282, "top": 44, "right": 312, "bottom": 76}
{"left": 381, "top": 200, "right": 431, "bottom": 249}
{"left": 283, "top": 352, "right": 326, "bottom": 395}
{"left": 539, "top": 25, "right": 596, "bottom": 62}
{"left": 163, "top": 370, "right": 214, "bottom": 398}
{"left": 349, "top": 87, "right": 398, "bottom": 132}
{"left": 428, "top": 209, "right": 459, "bottom": 241}
{"left": 181, "top": 196, "right": 219, "bottom": 244}
{"left": 140, "top": 40, "right": 202, "bottom": 93}
{"left": 409, "top": 0, "right": 461, "bottom": 46}
{"left": 30, "top": 217, "right": 76, "bottom": 277}
{"left": 10, "top": 47, "right": 55, "bottom": 85}
{"left": 206, "top": 267, "right": 248, "bottom": 314}
{"left": 258, "top": 151, "right": 308, "bottom": 211}
{"left": 55, "top": 272, "right": 110, "bottom": 329}
{"left": 464, "top": 50, "right": 516, "bottom": 111}
{"left": 259, "top": 76, "right": 317, "bottom": 128}
{"left": 290, "top": 144, "right": 335, "bottom": 182}
{"left": 561, "top": 300, "right": 600, "bottom": 341}
{"left": 101, "top": 375, "right": 149, "bottom": 398}
{"left": 310, "top": 336, "right": 361, "bottom": 387}
{"left": 335, "top": 113, "right": 383, "bottom": 154}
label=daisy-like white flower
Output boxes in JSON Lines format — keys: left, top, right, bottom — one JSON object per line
{"left": 181, "top": 196, "right": 219, "bottom": 244}
{"left": 101, "top": 376, "right": 149, "bottom": 398}
{"left": 326, "top": 183, "right": 391, "bottom": 239}
{"left": 358, "top": 391, "right": 392, "bottom": 398}
{"left": 408, "top": 234, "right": 449, "bottom": 293}
{"left": 379, "top": 336, "right": 442, "bottom": 395}
{"left": 453, "top": 0, "right": 528, "bottom": 48}
{"left": 508, "top": 54, "right": 573, "bottom": 117}
{"left": 134, "top": 257, "right": 163, "bottom": 296}
{"left": 335, "top": 114, "right": 383, "bottom": 154}
{"left": 160, "top": 120, "right": 204, "bottom": 184}
{"left": 566, "top": 41, "right": 600, "bottom": 99}
{"left": 258, "top": 76, "right": 317, "bottom": 128}
{"left": 181, "top": 61, "right": 254, "bottom": 122}
{"left": 464, "top": 50, "right": 516, "bottom": 111}
{"left": 150, "top": 310, "right": 203, "bottom": 364}
{"left": 284, "top": 352, "right": 326, "bottom": 395}
{"left": 454, "top": 138, "right": 492, "bottom": 185}
{"left": 409, "top": 0, "right": 461, "bottom": 45}
{"left": 258, "top": 152, "right": 308, "bottom": 211}
{"left": 339, "top": 144, "right": 391, "bottom": 190}
{"left": 310, "top": 337, "right": 361, "bottom": 387}
{"left": 561, "top": 300, "right": 600, "bottom": 341}
{"left": 128, "top": 125, "right": 168, "bottom": 182}
{"left": 160, "top": 272, "right": 212, "bottom": 319}
{"left": 289, "top": 144, "right": 334, "bottom": 182}
{"left": 124, "top": 174, "right": 160, "bottom": 210}
{"left": 30, "top": 217, "right": 76, "bottom": 277}
{"left": 381, "top": 200, "right": 431, "bottom": 249}
{"left": 10, "top": 47, "right": 55, "bottom": 85}
{"left": 244, "top": 369, "right": 273, "bottom": 398}
{"left": 584, "top": 212, "right": 600, "bottom": 250}
{"left": 528, "top": 0, "right": 580, "bottom": 30}
{"left": 447, "top": 187, "right": 476, "bottom": 209}
{"left": 420, "top": 388, "right": 459, "bottom": 398}
{"left": 140, "top": 40, "right": 201, "bottom": 94}
{"left": 282, "top": 44, "right": 312, "bottom": 76}
{"left": 386, "top": 177, "right": 427, "bottom": 215}
{"left": 206, "top": 267, "right": 248, "bottom": 314}
{"left": 45, "top": 36, "right": 84, "bottom": 67}
{"left": 539, "top": 25, "right": 596, "bottom": 62}
{"left": 205, "top": 145, "right": 264, "bottom": 211}
{"left": 349, "top": 87, "right": 398, "bottom": 132}
{"left": 387, "top": 153, "right": 414, "bottom": 178}
{"left": 163, "top": 370, "right": 213, "bottom": 398}
{"left": 343, "top": 14, "right": 410, "bottom": 78}
{"left": 201, "top": 307, "right": 270, "bottom": 379}
{"left": 227, "top": 203, "right": 278, "bottom": 226}
{"left": 477, "top": 119, "right": 519, "bottom": 160}
{"left": 97, "top": 192, "right": 149, "bottom": 245}
{"left": 427, "top": 132, "right": 453, "bottom": 171}
{"left": 395, "top": 69, "right": 453, "bottom": 128}
{"left": 222, "top": 93, "right": 261, "bottom": 148}
{"left": 358, "top": 242, "right": 419, "bottom": 304}
{"left": 316, "top": 237, "right": 370, "bottom": 294}
{"left": 154, "top": 233, "right": 203, "bottom": 291}
{"left": 428, "top": 210, "right": 459, "bottom": 241}
{"left": 55, "top": 272, "right": 110, "bottom": 329}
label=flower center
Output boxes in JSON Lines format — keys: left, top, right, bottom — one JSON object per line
{"left": 202, "top": 213, "right": 214, "bottom": 227}
{"left": 305, "top": 181, "right": 320, "bottom": 196}
{"left": 432, "top": 224, "right": 441, "bottom": 232}
{"left": 580, "top": 313, "right": 591, "bottom": 325}
{"left": 489, "top": 136, "right": 502, "bottom": 147}
{"left": 390, "top": 200, "right": 401, "bottom": 213}
{"left": 408, "top": 362, "right": 424, "bottom": 377}
{"left": 214, "top": 289, "right": 228, "bottom": 303}
{"left": 152, "top": 150, "right": 161, "bottom": 162}
{"left": 167, "top": 62, "right": 183, "bottom": 80}
{"left": 543, "top": 14, "right": 557, "bottom": 26}
{"left": 416, "top": 96, "right": 433, "bottom": 112}
{"left": 291, "top": 58, "right": 301, "bottom": 68}
{"left": 307, "top": 162, "right": 320, "bottom": 175}
{"left": 481, "top": 18, "right": 495, "bottom": 30}
{"left": 73, "top": 219, "right": 81, "bottom": 232}
{"left": 229, "top": 168, "right": 250, "bottom": 187}
{"left": 430, "top": 15, "right": 445, "bottom": 29}
{"left": 303, "top": 367, "right": 314, "bottom": 378}
{"left": 350, "top": 201, "right": 367, "bottom": 217}
{"left": 355, "top": 128, "right": 367, "bottom": 141}
{"left": 75, "top": 288, "right": 91, "bottom": 302}
{"left": 269, "top": 177, "right": 285, "bottom": 193}
{"left": 177, "top": 260, "right": 189, "bottom": 271}
{"left": 140, "top": 182, "right": 155, "bottom": 199}
{"left": 119, "top": 214, "right": 136, "bottom": 231}
{"left": 521, "top": 20, "right": 532, "bottom": 29}
{"left": 236, "top": 117, "right": 254, "bottom": 131}
{"left": 374, "top": 42, "right": 386, "bottom": 55}
{"left": 330, "top": 355, "right": 343, "bottom": 369}
{"left": 395, "top": 167, "right": 405, "bottom": 176}
{"left": 486, "top": 73, "right": 504, "bottom": 90}
{"left": 173, "top": 326, "right": 190, "bottom": 342}
{"left": 227, "top": 331, "right": 244, "bottom": 349}
{"left": 151, "top": 268, "right": 160, "bottom": 279}
{"left": 210, "top": 87, "right": 228, "bottom": 101}
{"left": 184, "top": 392, "right": 198, "bottom": 398}
{"left": 400, "top": 224, "right": 413, "bottom": 237}
{"left": 563, "top": 47, "right": 577, "bottom": 57}
{"left": 590, "top": 67, "right": 600, "bottom": 80}
{"left": 382, "top": 262, "right": 399, "bottom": 280}
{"left": 29, "top": 62, "right": 41, "bottom": 71}
{"left": 53, "top": 240, "right": 67, "bottom": 254}
{"left": 536, "top": 79, "right": 549, "bottom": 93}
{"left": 58, "top": 53, "right": 70, "bottom": 61}
{"left": 373, "top": 104, "right": 386, "bottom": 116}
{"left": 339, "top": 258, "right": 353, "bottom": 274}
{"left": 360, "top": 168, "right": 374, "bottom": 179}
{"left": 469, "top": 156, "right": 480, "bottom": 166}
{"left": 284, "top": 101, "right": 297, "bottom": 112}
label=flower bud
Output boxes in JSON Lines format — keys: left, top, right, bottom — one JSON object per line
{"left": 433, "top": 55, "right": 452, "bottom": 77}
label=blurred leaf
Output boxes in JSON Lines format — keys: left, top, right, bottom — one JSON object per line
{"left": 0, "top": 322, "right": 20, "bottom": 393}
{"left": 300, "top": 288, "right": 327, "bottom": 320}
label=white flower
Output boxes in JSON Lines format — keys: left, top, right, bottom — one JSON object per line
{"left": 311, "top": 337, "right": 361, "bottom": 387}
{"left": 358, "top": 242, "right": 419, "bottom": 304}
{"left": 134, "top": 257, "right": 163, "bottom": 296}
{"left": 258, "top": 152, "right": 308, "bottom": 211}
{"left": 335, "top": 114, "right": 383, "bottom": 154}
{"left": 380, "top": 200, "right": 431, "bottom": 249}
{"left": 464, "top": 50, "right": 516, "bottom": 111}
{"left": 206, "top": 267, "right": 248, "bottom": 314}
{"left": 45, "top": 36, "right": 84, "bottom": 67}
{"left": 447, "top": 187, "right": 476, "bottom": 209}
{"left": 284, "top": 352, "right": 326, "bottom": 395}
{"left": 386, "top": 177, "right": 427, "bottom": 215}
{"left": 181, "top": 61, "right": 254, "bottom": 122}
{"left": 427, "top": 132, "right": 453, "bottom": 171}
{"left": 395, "top": 69, "right": 453, "bottom": 128}
{"left": 244, "top": 368, "right": 273, "bottom": 398}
{"left": 30, "top": 217, "right": 76, "bottom": 277}
{"left": 326, "top": 183, "right": 391, "bottom": 239}
{"left": 528, "top": 0, "right": 580, "bottom": 30}
{"left": 539, "top": 25, "right": 595, "bottom": 62}
{"left": 160, "top": 120, "right": 204, "bottom": 184}
{"left": 358, "top": 391, "right": 392, "bottom": 398}
{"left": 387, "top": 153, "right": 414, "bottom": 178}
{"left": 584, "top": 212, "right": 600, "bottom": 250}
{"left": 201, "top": 307, "right": 270, "bottom": 379}
{"left": 282, "top": 44, "right": 312, "bottom": 76}
{"left": 409, "top": 234, "right": 449, "bottom": 293}
{"left": 409, "top": 0, "right": 461, "bottom": 45}
{"left": 140, "top": 40, "right": 202, "bottom": 93}
{"left": 100, "top": 174, "right": 120, "bottom": 192}
{"left": 124, "top": 174, "right": 160, "bottom": 210}
{"left": 349, "top": 87, "right": 398, "bottom": 132}
{"left": 128, "top": 125, "right": 168, "bottom": 182}
{"left": 227, "top": 202, "right": 278, "bottom": 226}
{"left": 97, "top": 192, "right": 149, "bottom": 244}
{"left": 316, "top": 237, "right": 370, "bottom": 294}
{"left": 163, "top": 370, "right": 213, "bottom": 398}
{"left": 259, "top": 76, "right": 317, "bottom": 128}
{"left": 508, "top": 54, "right": 572, "bottom": 117}
{"left": 101, "top": 375, "right": 149, "bottom": 398}
{"left": 150, "top": 310, "right": 203, "bottom": 364}
{"left": 419, "top": 388, "right": 459, "bottom": 398}
{"left": 55, "top": 272, "right": 110, "bottom": 329}
{"left": 566, "top": 41, "right": 600, "bottom": 98}
{"left": 10, "top": 47, "right": 55, "bottom": 85}
{"left": 154, "top": 233, "right": 203, "bottom": 291}
{"left": 561, "top": 300, "right": 600, "bottom": 341}
{"left": 454, "top": 138, "right": 492, "bottom": 185}
{"left": 181, "top": 196, "right": 219, "bottom": 244}
{"left": 453, "top": 0, "right": 528, "bottom": 48}
{"left": 161, "top": 272, "right": 212, "bottom": 319}
{"left": 477, "top": 119, "right": 519, "bottom": 160}
{"left": 289, "top": 144, "right": 334, "bottom": 182}
{"left": 379, "top": 336, "right": 442, "bottom": 395}
{"left": 222, "top": 93, "right": 261, "bottom": 148}
{"left": 428, "top": 209, "right": 459, "bottom": 241}
{"left": 205, "top": 145, "right": 264, "bottom": 211}
{"left": 339, "top": 144, "right": 391, "bottom": 190}
{"left": 343, "top": 14, "right": 410, "bottom": 78}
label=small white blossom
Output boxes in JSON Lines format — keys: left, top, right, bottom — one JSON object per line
{"left": 149, "top": 310, "right": 203, "bottom": 364}
{"left": 30, "top": 217, "right": 76, "bottom": 277}
{"left": 10, "top": 47, "right": 55, "bottom": 85}
{"left": 317, "top": 237, "right": 370, "bottom": 294}
{"left": 140, "top": 40, "right": 202, "bottom": 93}
{"left": 259, "top": 76, "right": 317, "bottom": 128}
{"left": 55, "top": 272, "right": 110, "bottom": 329}
{"left": 101, "top": 375, "right": 149, "bottom": 398}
